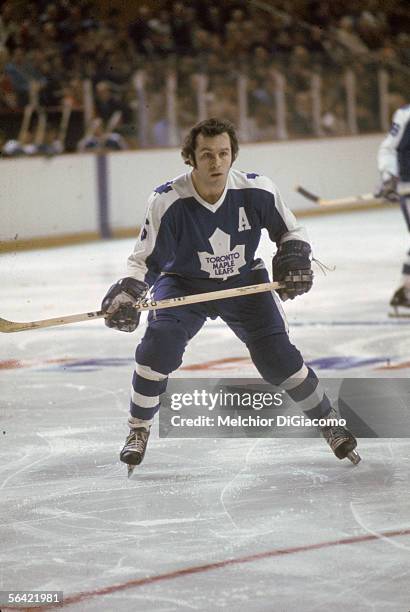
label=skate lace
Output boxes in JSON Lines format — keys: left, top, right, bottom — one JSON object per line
{"left": 129, "top": 429, "right": 148, "bottom": 453}
{"left": 331, "top": 426, "right": 348, "bottom": 437}
{"left": 324, "top": 425, "right": 348, "bottom": 440}
{"left": 134, "top": 438, "right": 146, "bottom": 452}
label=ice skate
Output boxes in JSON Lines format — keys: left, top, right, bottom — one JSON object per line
{"left": 389, "top": 286, "right": 410, "bottom": 318}
{"left": 320, "top": 410, "right": 361, "bottom": 465}
{"left": 120, "top": 418, "right": 151, "bottom": 477}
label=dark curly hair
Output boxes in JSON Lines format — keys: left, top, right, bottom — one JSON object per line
{"left": 181, "top": 118, "right": 239, "bottom": 167}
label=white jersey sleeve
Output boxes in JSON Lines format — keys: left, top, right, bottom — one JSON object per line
{"left": 126, "top": 188, "right": 179, "bottom": 285}
{"left": 378, "top": 107, "right": 408, "bottom": 180}
{"left": 269, "top": 180, "right": 309, "bottom": 246}
{"left": 246, "top": 173, "right": 309, "bottom": 245}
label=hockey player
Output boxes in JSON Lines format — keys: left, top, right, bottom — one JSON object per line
{"left": 101, "top": 118, "right": 360, "bottom": 473}
{"left": 377, "top": 103, "right": 410, "bottom": 314}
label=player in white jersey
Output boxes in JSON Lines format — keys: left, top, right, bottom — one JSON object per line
{"left": 377, "top": 104, "right": 410, "bottom": 314}
{"left": 101, "top": 118, "right": 360, "bottom": 473}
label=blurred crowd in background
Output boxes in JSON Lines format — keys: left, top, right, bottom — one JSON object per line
{"left": 0, "top": 0, "right": 408, "bottom": 156}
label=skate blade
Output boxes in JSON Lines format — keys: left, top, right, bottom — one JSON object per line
{"left": 127, "top": 464, "right": 136, "bottom": 478}
{"left": 347, "top": 450, "right": 361, "bottom": 465}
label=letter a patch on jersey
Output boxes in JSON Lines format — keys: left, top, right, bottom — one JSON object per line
{"left": 238, "top": 207, "right": 251, "bottom": 231}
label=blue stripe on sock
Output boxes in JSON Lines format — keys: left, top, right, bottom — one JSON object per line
{"left": 286, "top": 367, "right": 332, "bottom": 419}
{"left": 286, "top": 367, "right": 318, "bottom": 402}
{"left": 132, "top": 372, "right": 167, "bottom": 396}
{"left": 130, "top": 402, "right": 160, "bottom": 420}
{"left": 303, "top": 395, "right": 332, "bottom": 419}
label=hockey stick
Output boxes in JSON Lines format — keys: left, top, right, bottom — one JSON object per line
{"left": 0, "top": 281, "right": 284, "bottom": 333}
{"left": 296, "top": 185, "right": 382, "bottom": 207}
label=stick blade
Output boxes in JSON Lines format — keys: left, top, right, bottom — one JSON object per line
{"left": 0, "top": 316, "right": 56, "bottom": 333}
{"left": 295, "top": 185, "right": 320, "bottom": 203}
{"left": 0, "top": 317, "right": 20, "bottom": 333}
{"left": 0, "top": 311, "right": 104, "bottom": 333}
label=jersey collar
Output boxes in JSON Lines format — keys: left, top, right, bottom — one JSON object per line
{"left": 188, "top": 171, "right": 230, "bottom": 212}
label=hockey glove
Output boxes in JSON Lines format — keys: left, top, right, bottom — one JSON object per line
{"left": 376, "top": 174, "right": 399, "bottom": 202}
{"left": 102, "top": 277, "right": 148, "bottom": 332}
{"left": 272, "top": 240, "right": 313, "bottom": 301}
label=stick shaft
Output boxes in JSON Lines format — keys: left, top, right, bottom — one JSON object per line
{"left": 0, "top": 281, "right": 282, "bottom": 333}
{"left": 319, "top": 193, "right": 378, "bottom": 206}
{"left": 296, "top": 185, "right": 380, "bottom": 206}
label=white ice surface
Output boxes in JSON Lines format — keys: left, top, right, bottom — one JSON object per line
{"left": 1, "top": 207, "right": 410, "bottom": 611}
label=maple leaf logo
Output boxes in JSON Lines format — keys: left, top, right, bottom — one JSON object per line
{"left": 198, "top": 228, "right": 246, "bottom": 280}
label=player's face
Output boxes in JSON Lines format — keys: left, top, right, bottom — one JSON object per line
{"left": 192, "top": 132, "right": 232, "bottom": 191}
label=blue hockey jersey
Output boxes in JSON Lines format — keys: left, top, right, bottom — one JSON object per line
{"left": 127, "top": 168, "right": 308, "bottom": 286}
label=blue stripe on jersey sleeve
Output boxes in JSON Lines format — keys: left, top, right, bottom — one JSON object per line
{"left": 154, "top": 181, "right": 174, "bottom": 194}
